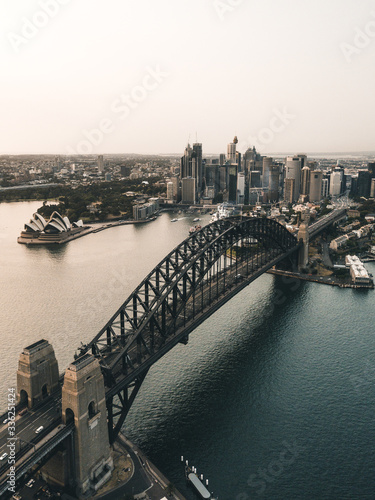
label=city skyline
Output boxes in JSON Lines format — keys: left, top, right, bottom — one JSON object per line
{"left": 1, "top": 0, "right": 375, "bottom": 155}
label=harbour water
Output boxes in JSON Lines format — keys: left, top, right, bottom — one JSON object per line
{"left": 1, "top": 201, "right": 375, "bottom": 499}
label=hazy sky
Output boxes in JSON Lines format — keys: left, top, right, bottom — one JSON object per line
{"left": 1, "top": 0, "right": 375, "bottom": 155}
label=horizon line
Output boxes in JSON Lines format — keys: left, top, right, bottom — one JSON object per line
{"left": 1, "top": 150, "right": 375, "bottom": 158}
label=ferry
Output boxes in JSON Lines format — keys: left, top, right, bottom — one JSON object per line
{"left": 183, "top": 457, "right": 218, "bottom": 500}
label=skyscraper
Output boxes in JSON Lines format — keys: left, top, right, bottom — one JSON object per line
{"left": 368, "top": 162, "right": 375, "bottom": 178}
{"left": 226, "top": 136, "right": 238, "bottom": 164}
{"left": 357, "top": 170, "right": 371, "bottom": 198}
{"left": 180, "top": 144, "right": 193, "bottom": 179}
{"left": 370, "top": 178, "right": 375, "bottom": 198}
{"left": 285, "top": 156, "right": 302, "bottom": 202}
{"left": 268, "top": 165, "right": 280, "bottom": 202}
{"left": 193, "top": 143, "right": 203, "bottom": 195}
{"left": 284, "top": 178, "right": 295, "bottom": 204}
{"left": 309, "top": 171, "right": 323, "bottom": 202}
{"left": 180, "top": 143, "right": 203, "bottom": 202}
{"left": 262, "top": 157, "right": 273, "bottom": 189}
{"left": 167, "top": 182, "right": 174, "bottom": 200}
{"left": 98, "top": 155, "right": 104, "bottom": 173}
{"left": 181, "top": 177, "right": 195, "bottom": 204}
{"left": 321, "top": 177, "right": 329, "bottom": 199}
{"left": 330, "top": 169, "right": 342, "bottom": 197}
{"left": 237, "top": 172, "right": 245, "bottom": 205}
{"left": 301, "top": 166, "right": 311, "bottom": 197}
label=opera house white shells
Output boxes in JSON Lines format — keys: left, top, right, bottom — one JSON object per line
{"left": 18, "top": 211, "right": 87, "bottom": 245}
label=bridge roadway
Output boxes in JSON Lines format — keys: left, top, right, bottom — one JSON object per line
{"left": 102, "top": 244, "right": 299, "bottom": 402}
{"left": 0, "top": 405, "right": 73, "bottom": 497}
{"left": 308, "top": 209, "right": 347, "bottom": 238}
{"left": 0, "top": 395, "right": 63, "bottom": 491}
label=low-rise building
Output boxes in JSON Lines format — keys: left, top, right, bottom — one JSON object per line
{"left": 347, "top": 209, "right": 360, "bottom": 218}
{"left": 133, "top": 199, "right": 159, "bottom": 221}
{"left": 345, "top": 255, "right": 373, "bottom": 285}
{"left": 330, "top": 234, "right": 352, "bottom": 251}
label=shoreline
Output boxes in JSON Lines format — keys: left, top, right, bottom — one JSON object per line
{"left": 94, "top": 432, "right": 186, "bottom": 500}
{"left": 17, "top": 217, "right": 157, "bottom": 245}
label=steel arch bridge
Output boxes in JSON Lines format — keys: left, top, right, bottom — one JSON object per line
{"left": 77, "top": 216, "right": 300, "bottom": 442}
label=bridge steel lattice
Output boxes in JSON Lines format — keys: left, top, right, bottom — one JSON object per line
{"left": 77, "top": 216, "right": 300, "bottom": 442}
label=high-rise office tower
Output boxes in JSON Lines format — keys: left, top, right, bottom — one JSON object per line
{"left": 181, "top": 177, "right": 196, "bottom": 204}
{"left": 227, "top": 136, "right": 238, "bottom": 164}
{"left": 219, "top": 166, "right": 228, "bottom": 191}
{"left": 181, "top": 144, "right": 193, "bottom": 179}
{"left": 297, "top": 154, "right": 308, "bottom": 168}
{"left": 269, "top": 165, "right": 280, "bottom": 201}
{"left": 309, "top": 171, "right": 323, "bottom": 202}
{"left": 368, "top": 162, "right": 375, "bottom": 178}
{"left": 193, "top": 143, "right": 203, "bottom": 194}
{"left": 321, "top": 177, "right": 329, "bottom": 199}
{"left": 167, "top": 181, "right": 174, "bottom": 200}
{"left": 205, "top": 165, "right": 220, "bottom": 197}
{"left": 284, "top": 178, "right": 295, "bottom": 204}
{"left": 180, "top": 143, "right": 203, "bottom": 202}
{"left": 370, "top": 178, "right": 375, "bottom": 198}
{"left": 250, "top": 171, "right": 262, "bottom": 188}
{"left": 330, "top": 169, "right": 342, "bottom": 197}
{"left": 228, "top": 165, "right": 237, "bottom": 202}
{"left": 98, "top": 155, "right": 104, "bottom": 173}
{"left": 237, "top": 172, "right": 245, "bottom": 205}
{"left": 301, "top": 166, "right": 311, "bottom": 197}
{"left": 357, "top": 170, "right": 372, "bottom": 198}
{"left": 262, "top": 157, "right": 273, "bottom": 189}
{"left": 285, "top": 156, "right": 302, "bottom": 202}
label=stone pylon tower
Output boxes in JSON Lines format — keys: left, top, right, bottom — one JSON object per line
{"left": 298, "top": 222, "right": 309, "bottom": 270}
{"left": 61, "top": 353, "right": 113, "bottom": 497}
{"left": 17, "top": 339, "right": 59, "bottom": 408}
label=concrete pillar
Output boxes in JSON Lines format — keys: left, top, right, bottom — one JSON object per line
{"left": 62, "top": 354, "right": 113, "bottom": 497}
{"left": 17, "top": 339, "right": 59, "bottom": 408}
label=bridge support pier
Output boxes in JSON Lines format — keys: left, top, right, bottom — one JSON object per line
{"left": 16, "top": 339, "right": 59, "bottom": 409}
{"left": 62, "top": 354, "right": 113, "bottom": 498}
{"left": 298, "top": 222, "right": 309, "bottom": 270}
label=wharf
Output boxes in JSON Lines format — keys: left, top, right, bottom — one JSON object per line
{"left": 268, "top": 269, "right": 374, "bottom": 289}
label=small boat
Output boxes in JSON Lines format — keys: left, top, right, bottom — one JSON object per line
{"left": 171, "top": 218, "right": 178, "bottom": 222}
{"left": 193, "top": 218, "right": 201, "bottom": 222}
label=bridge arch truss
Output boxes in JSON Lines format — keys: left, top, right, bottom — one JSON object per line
{"left": 77, "top": 216, "right": 300, "bottom": 442}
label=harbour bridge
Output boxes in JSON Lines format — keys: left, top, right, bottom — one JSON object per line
{"left": 0, "top": 211, "right": 345, "bottom": 497}
{"left": 76, "top": 216, "right": 301, "bottom": 442}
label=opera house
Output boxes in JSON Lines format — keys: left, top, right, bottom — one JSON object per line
{"left": 18, "top": 211, "right": 89, "bottom": 245}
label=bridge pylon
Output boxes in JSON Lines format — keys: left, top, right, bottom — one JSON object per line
{"left": 17, "top": 339, "right": 59, "bottom": 408}
{"left": 298, "top": 222, "right": 309, "bottom": 270}
{"left": 61, "top": 354, "right": 113, "bottom": 497}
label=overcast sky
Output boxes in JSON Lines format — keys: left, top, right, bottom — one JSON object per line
{"left": 1, "top": 0, "right": 375, "bottom": 156}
